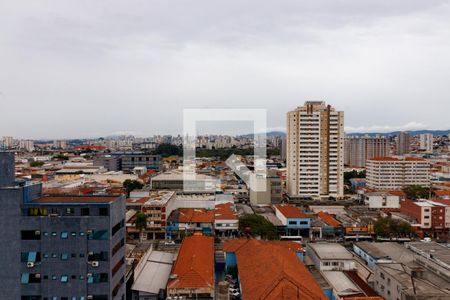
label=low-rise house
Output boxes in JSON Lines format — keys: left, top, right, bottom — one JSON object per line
{"left": 167, "top": 236, "right": 215, "bottom": 299}
{"left": 166, "top": 208, "right": 215, "bottom": 239}
{"left": 306, "top": 243, "right": 356, "bottom": 271}
{"left": 223, "top": 239, "right": 326, "bottom": 300}
{"left": 214, "top": 202, "right": 239, "bottom": 237}
{"left": 131, "top": 248, "right": 175, "bottom": 299}
{"left": 274, "top": 204, "right": 311, "bottom": 237}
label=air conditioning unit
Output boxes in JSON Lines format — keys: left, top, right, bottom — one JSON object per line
{"left": 87, "top": 296, "right": 93, "bottom": 300}
{"left": 35, "top": 273, "right": 41, "bottom": 278}
{"left": 34, "top": 230, "right": 41, "bottom": 235}
{"left": 91, "top": 261, "right": 99, "bottom": 267}
{"left": 87, "top": 230, "right": 93, "bottom": 234}
{"left": 27, "top": 262, "right": 35, "bottom": 268}
{"left": 87, "top": 272, "right": 92, "bottom": 277}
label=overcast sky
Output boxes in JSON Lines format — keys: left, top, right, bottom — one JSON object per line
{"left": 1, "top": 0, "right": 450, "bottom": 139}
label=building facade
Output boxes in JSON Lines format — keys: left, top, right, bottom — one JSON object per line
{"left": 0, "top": 151, "right": 126, "bottom": 300}
{"left": 366, "top": 157, "right": 430, "bottom": 190}
{"left": 344, "top": 136, "right": 389, "bottom": 168}
{"left": 419, "top": 133, "right": 433, "bottom": 152}
{"left": 396, "top": 132, "right": 410, "bottom": 155}
{"left": 287, "top": 101, "right": 344, "bottom": 199}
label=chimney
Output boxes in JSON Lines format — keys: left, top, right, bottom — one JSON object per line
{"left": 0, "top": 151, "right": 15, "bottom": 187}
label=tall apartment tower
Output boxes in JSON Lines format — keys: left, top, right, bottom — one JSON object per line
{"left": 396, "top": 131, "right": 411, "bottom": 155}
{"left": 0, "top": 151, "right": 126, "bottom": 300}
{"left": 419, "top": 133, "right": 433, "bottom": 152}
{"left": 344, "top": 136, "right": 390, "bottom": 168}
{"left": 286, "top": 101, "right": 344, "bottom": 199}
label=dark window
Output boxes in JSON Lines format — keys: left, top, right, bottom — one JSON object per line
{"left": 88, "top": 230, "right": 109, "bottom": 240}
{"left": 21, "top": 297, "right": 41, "bottom": 300}
{"left": 21, "top": 230, "right": 41, "bottom": 240}
{"left": 81, "top": 207, "right": 90, "bottom": 216}
{"left": 112, "top": 221, "right": 123, "bottom": 236}
{"left": 112, "top": 238, "right": 125, "bottom": 256}
{"left": 88, "top": 251, "right": 109, "bottom": 262}
{"left": 99, "top": 207, "right": 109, "bottom": 216}
{"left": 21, "top": 252, "right": 41, "bottom": 262}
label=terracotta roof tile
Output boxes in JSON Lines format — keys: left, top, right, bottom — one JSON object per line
{"left": 215, "top": 203, "right": 238, "bottom": 220}
{"left": 224, "top": 239, "right": 326, "bottom": 300}
{"left": 318, "top": 211, "right": 341, "bottom": 228}
{"left": 167, "top": 236, "right": 214, "bottom": 290}
{"left": 178, "top": 208, "right": 215, "bottom": 223}
{"left": 275, "top": 204, "right": 308, "bottom": 218}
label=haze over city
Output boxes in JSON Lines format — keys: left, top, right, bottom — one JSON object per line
{"left": 1, "top": 0, "right": 450, "bottom": 138}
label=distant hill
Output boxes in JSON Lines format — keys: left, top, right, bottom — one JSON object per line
{"left": 346, "top": 129, "right": 450, "bottom": 137}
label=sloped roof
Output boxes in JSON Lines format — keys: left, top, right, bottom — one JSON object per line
{"left": 167, "top": 236, "right": 214, "bottom": 290}
{"left": 275, "top": 204, "right": 308, "bottom": 218}
{"left": 177, "top": 208, "right": 215, "bottom": 223}
{"left": 224, "top": 239, "right": 325, "bottom": 300}
{"left": 318, "top": 211, "right": 341, "bottom": 228}
{"left": 215, "top": 202, "right": 238, "bottom": 221}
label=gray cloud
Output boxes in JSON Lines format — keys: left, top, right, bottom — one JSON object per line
{"left": 0, "top": 0, "right": 449, "bottom": 138}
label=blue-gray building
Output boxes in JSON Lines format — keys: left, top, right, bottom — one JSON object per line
{"left": 0, "top": 151, "right": 126, "bottom": 300}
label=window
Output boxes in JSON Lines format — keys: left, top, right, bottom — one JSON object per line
{"left": 21, "top": 252, "right": 41, "bottom": 263}
{"left": 61, "top": 232, "right": 68, "bottom": 239}
{"left": 81, "top": 208, "right": 90, "bottom": 216}
{"left": 88, "top": 230, "right": 108, "bottom": 240}
{"left": 60, "top": 275, "right": 68, "bottom": 283}
{"left": 65, "top": 208, "right": 74, "bottom": 215}
{"left": 99, "top": 207, "right": 109, "bottom": 216}
{"left": 71, "top": 232, "right": 77, "bottom": 237}
{"left": 51, "top": 253, "right": 57, "bottom": 258}
{"left": 51, "top": 232, "right": 57, "bottom": 237}
{"left": 21, "top": 230, "right": 41, "bottom": 240}
{"left": 61, "top": 253, "right": 69, "bottom": 260}
{"left": 21, "top": 297, "right": 42, "bottom": 300}
{"left": 21, "top": 273, "right": 41, "bottom": 284}
{"left": 288, "top": 221, "right": 297, "bottom": 225}
{"left": 52, "top": 275, "right": 57, "bottom": 280}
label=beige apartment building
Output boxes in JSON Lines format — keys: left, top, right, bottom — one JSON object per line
{"left": 344, "top": 136, "right": 390, "bottom": 168}
{"left": 366, "top": 157, "right": 430, "bottom": 190}
{"left": 286, "top": 101, "right": 344, "bottom": 199}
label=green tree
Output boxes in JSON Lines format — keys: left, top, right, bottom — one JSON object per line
{"left": 153, "top": 144, "right": 183, "bottom": 157}
{"left": 30, "top": 161, "right": 45, "bottom": 167}
{"left": 239, "top": 214, "right": 277, "bottom": 240}
{"left": 374, "top": 217, "right": 413, "bottom": 238}
{"left": 134, "top": 212, "right": 148, "bottom": 242}
{"left": 123, "top": 179, "right": 144, "bottom": 196}
{"left": 403, "top": 185, "right": 430, "bottom": 199}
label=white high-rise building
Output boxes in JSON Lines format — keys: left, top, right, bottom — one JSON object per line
{"left": 2, "top": 136, "right": 13, "bottom": 149}
{"left": 419, "top": 133, "right": 433, "bottom": 152}
{"left": 366, "top": 157, "right": 430, "bottom": 190}
{"left": 19, "top": 140, "right": 34, "bottom": 152}
{"left": 286, "top": 101, "right": 344, "bottom": 199}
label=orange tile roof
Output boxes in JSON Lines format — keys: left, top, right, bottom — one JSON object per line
{"left": 435, "top": 190, "right": 450, "bottom": 197}
{"left": 370, "top": 157, "right": 399, "bottom": 161}
{"left": 275, "top": 204, "right": 308, "bottom": 218}
{"left": 167, "top": 236, "right": 214, "bottom": 290}
{"left": 214, "top": 203, "right": 238, "bottom": 220}
{"left": 224, "top": 239, "right": 304, "bottom": 253}
{"left": 178, "top": 208, "right": 215, "bottom": 223}
{"left": 318, "top": 211, "right": 341, "bottom": 228}
{"left": 225, "top": 239, "right": 326, "bottom": 300}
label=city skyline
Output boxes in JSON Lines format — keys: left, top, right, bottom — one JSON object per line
{"left": 1, "top": 1, "right": 450, "bottom": 138}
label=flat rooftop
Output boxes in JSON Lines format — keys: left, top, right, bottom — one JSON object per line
{"left": 33, "top": 195, "right": 120, "bottom": 203}
{"left": 407, "top": 242, "right": 450, "bottom": 266}
{"left": 308, "top": 243, "right": 354, "bottom": 260}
